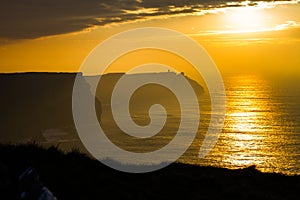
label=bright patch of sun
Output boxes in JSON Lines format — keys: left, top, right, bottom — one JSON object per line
{"left": 225, "top": 7, "right": 267, "bottom": 32}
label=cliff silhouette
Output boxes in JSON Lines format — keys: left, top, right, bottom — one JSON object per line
{"left": 0, "top": 72, "right": 203, "bottom": 143}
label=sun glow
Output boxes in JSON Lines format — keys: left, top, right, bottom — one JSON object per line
{"left": 224, "top": 6, "right": 269, "bottom": 33}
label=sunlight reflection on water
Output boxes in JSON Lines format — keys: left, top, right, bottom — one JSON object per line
{"left": 192, "top": 74, "right": 300, "bottom": 175}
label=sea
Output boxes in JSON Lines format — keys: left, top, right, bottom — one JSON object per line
{"left": 41, "top": 73, "right": 300, "bottom": 175}
{"left": 194, "top": 74, "right": 300, "bottom": 175}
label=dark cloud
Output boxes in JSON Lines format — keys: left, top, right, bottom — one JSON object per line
{"left": 0, "top": 0, "right": 291, "bottom": 40}
{"left": 0, "top": 0, "right": 125, "bottom": 39}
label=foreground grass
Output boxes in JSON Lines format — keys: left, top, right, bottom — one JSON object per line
{"left": 0, "top": 143, "right": 299, "bottom": 200}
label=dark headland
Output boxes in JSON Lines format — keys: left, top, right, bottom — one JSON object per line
{"left": 0, "top": 72, "right": 203, "bottom": 142}
{"left": 0, "top": 144, "right": 299, "bottom": 200}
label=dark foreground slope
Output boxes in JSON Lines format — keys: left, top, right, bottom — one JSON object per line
{"left": 0, "top": 144, "right": 299, "bottom": 200}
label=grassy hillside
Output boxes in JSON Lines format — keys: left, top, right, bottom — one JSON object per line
{"left": 0, "top": 144, "right": 299, "bottom": 200}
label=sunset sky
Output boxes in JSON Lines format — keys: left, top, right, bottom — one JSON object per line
{"left": 0, "top": 0, "right": 299, "bottom": 77}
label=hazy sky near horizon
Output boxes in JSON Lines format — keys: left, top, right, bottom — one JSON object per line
{"left": 0, "top": 0, "right": 300, "bottom": 76}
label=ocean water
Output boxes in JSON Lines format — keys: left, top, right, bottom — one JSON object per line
{"left": 42, "top": 74, "right": 300, "bottom": 175}
{"left": 85, "top": 74, "right": 298, "bottom": 175}
{"left": 192, "top": 74, "right": 300, "bottom": 175}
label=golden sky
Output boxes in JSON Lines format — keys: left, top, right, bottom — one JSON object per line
{"left": 0, "top": 1, "right": 299, "bottom": 77}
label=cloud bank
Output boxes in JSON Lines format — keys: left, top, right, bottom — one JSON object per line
{"left": 0, "top": 0, "right": 298, "bottom": 39}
